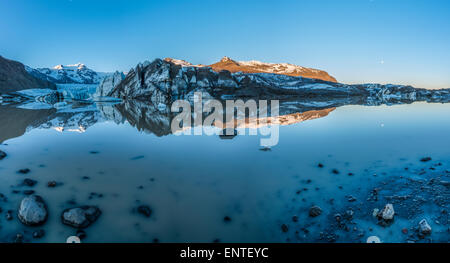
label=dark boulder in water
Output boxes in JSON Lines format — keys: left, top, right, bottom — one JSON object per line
{"left": 61, "top": 206, "right": 101, "bottom": 229}
{"left": 18, "top": 195, "right": 48, "bottom": 226}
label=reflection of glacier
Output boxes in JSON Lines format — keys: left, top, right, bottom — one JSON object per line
{"left": 0, "top": 99, "right": 339, "bottom": 142}
{"left": 3, "top": 88, "right": 450, "bottom": 143}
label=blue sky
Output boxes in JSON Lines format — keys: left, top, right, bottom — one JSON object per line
{"left": 1, "top": 0, "right": 449, "bottom": 89}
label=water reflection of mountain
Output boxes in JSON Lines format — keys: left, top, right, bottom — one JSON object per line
{"left": 0, "top": 99, "right": 339, "bottom": 142}
{"left": 0, "top": 105, "right": 55, "bottom": 143}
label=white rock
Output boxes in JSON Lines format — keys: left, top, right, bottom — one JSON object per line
{"left": 381, "top": 204, "right": 395, "bottom": 221}
{"left": 419, "top": 219, "right": 432, "bottom": 235}
{"left": 18, "top": 195, "right": 48, "bottom": 226}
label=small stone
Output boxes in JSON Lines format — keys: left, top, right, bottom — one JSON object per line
{"left": 14, "top": 233, "right": 24, "bottom": 243}
{"left": 6, "top": 210, "right": 13, "bottom": 220}
{"left": 380, "top": 204, "right": 395, "bottom": 221}
{"left": 281, "top": 224, "right": 289, "bottom": 233}
{"left": 47, "top": 181, "right": 57, "bottom": 187}
{"left": 76, "top": 229, "right": 87, "bottom": 240}
{"left": 23, "top": 178, "right": 37, "bottom": 187}
{"left": 420, "top": 157, "right": 432, "bottom": 162}
{"left": 347, "top": 196, "right": 357, "bottom": 202}
{"left": 345, "top": 209, "right": 354, "bottom": 220}
{"left": 33, "top": 229, "right": 45, "bottom": 239}
{"left": 419, "top": 219, "right": 432, "bottom": 235}
{"left": 62, "top": 206, "right": 101, "bottom": 229}
{"left": 334, "top": 213, "right": 342, "bottom": 222}
{"left": 23, "top": 190, "right": 35, "bottom": 195}
{"left": 372, "top": 208, "right": 379, "bottom": 218}
{"left": 0, "top": 150, "right": 7, "bottom": 160}
{"left": 292, "top": 216, "right": 298, "bottom": 222}
{"left": 137, "top": 205, "right": 152, "bottom": 218}
{"left": 309, "top": 206, "right": 322, "bottom": 217}
{"left": 17, "top": 168, "right": 31, "bottom": 174}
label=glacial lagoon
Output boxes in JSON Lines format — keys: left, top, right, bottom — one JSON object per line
{"left": 0, "top": 100, "right": 449, "bottom": 243}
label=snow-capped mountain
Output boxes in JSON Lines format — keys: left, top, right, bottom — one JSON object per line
{"left": 28, "top": 63, "right": 110, "bottom": 84}
{"left": 103, "top": 58, "right": 450, "bottom": 106}
{"left": 209, "top": 57, "right": 338, "bottom": 82}
{"left": 163, "top": 57, "right": 337, "bottom": 82}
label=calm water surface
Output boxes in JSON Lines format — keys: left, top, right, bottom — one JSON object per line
{"left": 0, "top": 101, "right": 449, "bottom": 243}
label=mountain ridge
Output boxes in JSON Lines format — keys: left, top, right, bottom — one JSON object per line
{"left": 164, "top": 56, "right": 337, "bottom": 82}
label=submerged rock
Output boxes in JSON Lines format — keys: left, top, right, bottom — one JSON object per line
{"left": 22, "top": 178, "right": 37, "bottom": 187}
{"left": 420, "top": 157, "right": 432, "bottom": 162}
{"left": 76, "top": 229, "right": 87, "bottom": 240}
{"left": 419, "top": 219, "right": 432, "bottom": 235}
{"left": 62, "top": 206, "right": 101, "bottom": 229}
{"left": 309, "top": 206, "right": 322, "bottom": 217}
{"left": 0, "top": 150, "right": 6, "bottom": 160}
{"left": 17, "top": 168, "right": 31, "bottom": 174}
{"left": 47, "top": 181, "right": 57, "bottom": 187}
{"left": 33, "top": 229, "right": 45, "bottom": 239}
{"left": 137, "top": 205, "right": 152, "bottom": 218}
{"left": 6, "top": 210, "right": 13, "bottom": 220}
{"left": 18, "top": 195, "right": 48, "bottom": 226}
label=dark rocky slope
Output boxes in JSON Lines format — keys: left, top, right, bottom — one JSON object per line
{"left": 0, "top": 56, "right": 56, "bottom": 93}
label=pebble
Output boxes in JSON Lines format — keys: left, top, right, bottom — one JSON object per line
{"left": 309, "top": 206, "right": 322, "bottom": 217}
{"left": 47, "top": 181, "right": 58, "bottom": 187}
{"left": 6, "top": 210, "right": 13, "bottom": 220}
{"left": 17, "top": 168, "right": 31, "bottom": 174}
{"left": 33, "top": 229, "right": 45, "bottom": 239}
{"left": 419, "top": 219, "right": 432, "bottom": 235}
{"left": 420, "top": 157, "right": 432, "bottom": 162}
{"left": 137, "top": 205, "right": 152, "bottom": 218}
{"left": 23, "top": 178, "right": 37, "bottom": 187}
{"left": 76, "top": 229, "right": 87, "bottom": 240}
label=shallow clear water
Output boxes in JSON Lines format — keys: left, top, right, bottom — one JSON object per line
{"left": 0, "top": 101, "right": 449, "bottom": 243}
